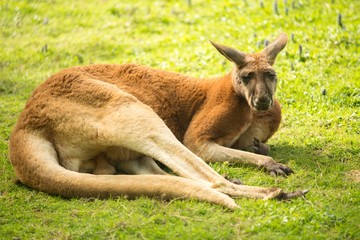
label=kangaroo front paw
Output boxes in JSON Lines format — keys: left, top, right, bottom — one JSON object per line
{"left": 253, "top": 137, "right": 270, "bottom": 156}
{"left": 264, "top": 161, "right": 294, "bottom": 176}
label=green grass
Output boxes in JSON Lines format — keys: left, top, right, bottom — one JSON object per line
{"left": 1, "top": 0, "right": 359, "bottom": 239}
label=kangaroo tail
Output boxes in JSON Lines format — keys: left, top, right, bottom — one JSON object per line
{"left": 9, "top": 130, "right": 238, "bottom": 209}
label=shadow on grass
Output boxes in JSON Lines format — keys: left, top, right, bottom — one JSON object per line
{"left": 271, "top": 143, "right": 316, "bottom": 164}
{"left": 270, "top": 142, "right": 358, "bottom": 179}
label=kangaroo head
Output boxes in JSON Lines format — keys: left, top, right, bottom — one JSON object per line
{"left": 211, "top": 33, "right": 288, "bottom": 111}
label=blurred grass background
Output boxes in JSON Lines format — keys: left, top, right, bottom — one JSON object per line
{"left": 0, "top": 0, "right": 359, "bottom": 239}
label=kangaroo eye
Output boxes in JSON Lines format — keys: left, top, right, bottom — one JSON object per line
{"left": 241, "top": 76, "right": 251, "bottom": 84}
{"left": 240, "top": 72, "right": 254, "bottom": 84}
{"left": 266, "top": 72, "right": 277, "bottom": 81}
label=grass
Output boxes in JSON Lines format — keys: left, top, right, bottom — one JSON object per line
{"left": 1, "top": 0, "right": 359, "bottom": 239}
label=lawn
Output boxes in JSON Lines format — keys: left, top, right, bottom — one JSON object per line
{"left": 1, "top": 0, "right": 359, "bottom": 239}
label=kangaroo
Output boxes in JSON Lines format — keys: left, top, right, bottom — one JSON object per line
{"left": 9, "top": 33, "right": 307, "bottom": 209}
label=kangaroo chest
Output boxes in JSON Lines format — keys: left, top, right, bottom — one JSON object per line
{"left": 214, "top": 118, "right": 253, "bottom": 148}
{"left": 200, "top": 99, "right": 254, "bottom": 148}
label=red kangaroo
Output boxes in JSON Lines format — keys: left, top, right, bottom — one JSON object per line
{"left": 9, "top": 33, "right": 307, "bottom": 209}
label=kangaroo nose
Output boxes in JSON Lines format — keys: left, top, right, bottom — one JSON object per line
{"left": 256, "top": 96, "right": 271, "bottom": 104}
{"left": 254, "top": 96, "right": 272, "bottom": 110}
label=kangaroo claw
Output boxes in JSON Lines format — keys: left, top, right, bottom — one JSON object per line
{"left": 265, "top": 161, "right": 294, "bottom": 176}
{"left": 277, "top": 189, "right": 309, "bottom": 200}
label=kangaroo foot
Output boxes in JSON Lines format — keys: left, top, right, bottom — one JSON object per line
{"left": 276, "top": 189, "right": 310, "bottom": 200}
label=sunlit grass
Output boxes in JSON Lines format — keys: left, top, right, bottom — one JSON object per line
{"left": 1, "top": 0, "right": 359, "bottom": 239}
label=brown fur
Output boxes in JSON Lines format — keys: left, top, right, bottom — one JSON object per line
{"left": 9, "top": 33, "right": 304, "bottom": 209}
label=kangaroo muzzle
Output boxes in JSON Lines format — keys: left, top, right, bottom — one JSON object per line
{"left": 253, "top": 96, "right": 273, "bottom": 111}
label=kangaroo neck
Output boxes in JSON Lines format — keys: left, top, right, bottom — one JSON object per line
{"left": 201, "top": 72, "right": 248, "bottom": 108}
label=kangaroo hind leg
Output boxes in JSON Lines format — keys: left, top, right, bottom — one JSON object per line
{"left": 96, "top": 98, "right": 296, "bottom": 200}
{"left": 96, "top": 100, "right": 226, "bottom": 183}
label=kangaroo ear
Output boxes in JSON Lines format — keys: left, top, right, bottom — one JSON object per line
{"left": 262, "top": 33, "right": 288, "bottom": 65}
{"left": 210, "top": 41, "right": 247, "bottom": 66}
